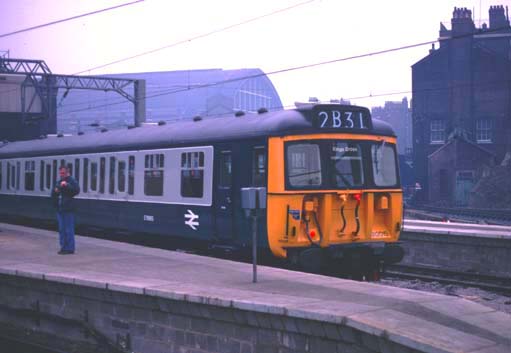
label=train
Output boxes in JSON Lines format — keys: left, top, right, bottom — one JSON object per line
{"left": 0, "top": 102, "right": 404, "bottom": 279}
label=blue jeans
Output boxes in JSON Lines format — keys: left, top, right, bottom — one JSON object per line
{"left": 56, "top": 212, "right": 75, "bottom": 252}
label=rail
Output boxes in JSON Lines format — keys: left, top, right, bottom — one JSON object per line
{"left": 403, "top": 219, "right": 511, "bottom": 238}
{"left": 408, "top": 205, "right": 511, "bottom": 222}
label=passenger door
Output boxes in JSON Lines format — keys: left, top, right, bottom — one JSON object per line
{"left": 215, "top": 149, "right": 234, "bottom": 240}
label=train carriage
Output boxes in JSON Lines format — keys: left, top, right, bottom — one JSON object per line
{"left": 0, "top": 103, "right": 404, "bottom": 278}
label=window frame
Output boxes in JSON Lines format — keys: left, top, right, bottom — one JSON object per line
{"left": 476, "top": 119, "right": 492, "bottom": 144}
{"left": 180, "top": 151, "right": 205, "bottom": 199}
{"left": 430, "top": 120, "right": 445, "bottom": 145}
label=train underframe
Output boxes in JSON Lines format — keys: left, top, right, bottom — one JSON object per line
{"left": 287, "top": 242, "right": 404, "bottom": 280}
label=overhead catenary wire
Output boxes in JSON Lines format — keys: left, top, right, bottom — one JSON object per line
{"left": 58, "top": 23, "right": 511, "bottom": 116}
{"left": 72, "top": 0, "right": 318, "bottom": 75}
{"left": 58, "top": 77, "right": 511, "bottom": 122}
{"left": 0, "top": 0, "right": 145, "bottom": 39}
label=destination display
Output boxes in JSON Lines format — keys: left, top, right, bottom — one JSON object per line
{"left": 311, "top": 106, "right": 372, "bottom": 130}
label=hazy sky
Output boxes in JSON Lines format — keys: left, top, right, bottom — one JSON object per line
{"left": 1, "top": 0, "right": 510, "bottom": 109}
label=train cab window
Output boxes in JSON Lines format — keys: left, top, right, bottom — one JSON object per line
{"left": 252, "top": 147, "right": 266, "bottom": 186}
{"left": 39, "top": 161, "right": 44, "bottom": 191}
{"left": 45, "top": 163, "right": 51, "bottom": 189}
{"left": 144, "top": 153, "right": 164, "bottom": 196}
{"left": 128, "top": 156, "right": 135, "bottom": 195}
{"left": 83, "top": 158, "right": 89, "bottom": 193}
{"left": 24, "top": 160, "right": 35, "bottom": 191}
{"left": 109, "top": 157, "right": 116, "bottom": 194}
{"left": 180, "top": 152, "right": 204, "bottom": 198}
{"left": 99, "top": 157, "right": 106, "bottom": 193}
{"left": 286, "top": 143, "right": 322, "bottom": 187}
{"left": 372, "top": 143, "right": 397, "bottom": 187}
{"left": 74, "top": 159, "right": 80, "bottom": 183}
{"left": 218, "top": 151, "right": 232, "bottom": 187}
{"left": 328, "top": 142, "right": 364, "bottom": 188}
{"left": 90, "top": 162, "right": 98, "bottom": 191}
{"left": 118, "top": 161, "right": 126, "bottom": 193}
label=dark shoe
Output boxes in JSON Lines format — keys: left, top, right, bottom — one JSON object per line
{"left": 58, "top": 250, "right": 65, "bottom": 255}
{"left": 59, "top": 250, "right": 75, "bottom": 255}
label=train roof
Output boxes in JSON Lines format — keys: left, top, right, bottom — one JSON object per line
{"left": 0, "top": 104, "right": 396, "bottom": 158}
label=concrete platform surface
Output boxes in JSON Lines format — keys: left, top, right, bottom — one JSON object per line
{"left": 0, "top": 222, "right": 510, "bottom": 353}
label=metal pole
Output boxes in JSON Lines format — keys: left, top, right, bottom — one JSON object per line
{"left": 252, "top": 212, "right": 257, "bottom": 283}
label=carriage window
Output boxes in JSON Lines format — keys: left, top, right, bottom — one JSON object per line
{"left": 128, "top": 156, "right": 135, "bottom": 195}
{"left": 181, "top": 151, "right": 204, "bottom": 198}
{"left": 144, "top": 153, "right": 164, "bottom": 196}
{"left": 109, "top": 157, "right": 116, "bottom": 194}
{"left": 329, "top": 142, "right": 364, "bottom": 188}
{"left": 99, "top": 157, "right": 105, "bottom": 193}
{"left": 74, "top": 159, "right": 80, "bottom": 183}
{"left": 39, "top": 161, "right": 44, "bottom": 191}
{"left": 118, "top": 161, "right": 126, "bottom": 193}
{"left": 7, "top": 162, "right": 12, "bottom": 189}
{"left": 372, "top": 143, "right": 398, "bottom": 187}
{"left": 45, "top": 164, "right": 51, "bottom": 189}
{"left": 52, "top": 160, "right": 57, "bottom": 184}
{"left": 24, "top": 160, "right": 35, "bottom": 191}
{"left": 67, "top": 163, "right": 73, "bottom": 177}
{"left": 219, "top": 151, "right": 232, "bottom": 187}
{"left": 90, "top": 162, "right": 98, "bottom": 191}
{"left": 16, "top": 161, "right": 20, "bottom": 190}
{"left": 286, "top": 143, "right": 322, "bottom": 187}
{"left": 252, "top": 147, "right": 266, "bottom": 186}
{"left": 83, "top": 158, "right": 89, "bottom": 193}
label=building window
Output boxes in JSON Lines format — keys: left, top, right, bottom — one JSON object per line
{"left": 476, "top": 120, "right": 492, "bottom": 143}
{"left": 144, "top": 153, "right": 164, "bottom": 196}
{"left": 24, "top": 160, "right": 35, "bottom": 191}
{"left": 181, "top": 152, "right": 204, "bottom": 198}
{"left": 430, "top": 120, "right": 445, "bottom": 144}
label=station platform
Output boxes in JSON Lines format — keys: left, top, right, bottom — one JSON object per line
{"left": 0, "top": 222, "right": 510, "bottom": 353}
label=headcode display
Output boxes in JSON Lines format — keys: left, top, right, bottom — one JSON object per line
{"left": 311, "top": 105, "right": 372, "bottom": 130}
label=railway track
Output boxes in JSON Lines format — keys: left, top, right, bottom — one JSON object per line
{"left": 384, "top": 264, "right": 511, "bottom": 295}
{"left": 405, "top": 206, "right": 511, "bottom": 225}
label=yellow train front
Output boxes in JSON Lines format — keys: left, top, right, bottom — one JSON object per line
{"left": 265, "top": 104, "right": 404, "bottom": 278}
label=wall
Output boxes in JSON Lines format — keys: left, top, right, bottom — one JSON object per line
{"left": 0, "top": 273, "right": 423, "bottom": 353}
{"left": 399, "top": 231, "right": 511, "bottom": 278}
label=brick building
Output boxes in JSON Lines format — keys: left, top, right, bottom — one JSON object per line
{"left": 412, "top": 5, "right": 511, "bottom": 206}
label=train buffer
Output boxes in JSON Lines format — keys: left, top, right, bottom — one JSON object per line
{"left": 0, "top": 222, "right": 509, "bottom": 353}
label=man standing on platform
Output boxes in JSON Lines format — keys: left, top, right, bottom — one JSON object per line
{"left": 51, "top": 165, "right": 80, "bottom": 255}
